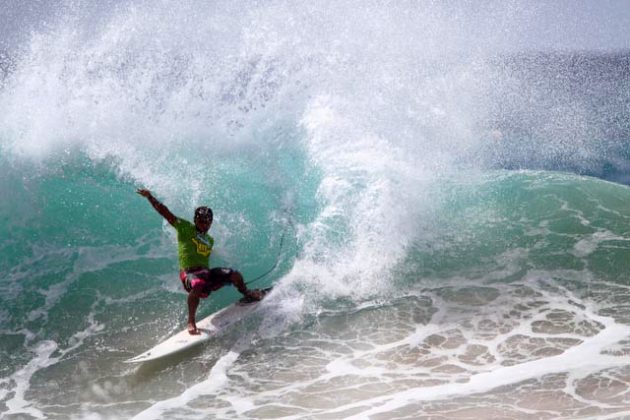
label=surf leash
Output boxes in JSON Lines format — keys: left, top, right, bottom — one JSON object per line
{"left": 246, "top": 217, "right": 292, "bottom": 286}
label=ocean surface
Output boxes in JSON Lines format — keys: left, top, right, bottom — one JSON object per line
{"left": 1, "top": 2, "right": 630, "bottom": 419}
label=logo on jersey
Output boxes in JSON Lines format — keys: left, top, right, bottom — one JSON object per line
{"left": 192, "top": 234, "right": 212, "bottom": 257}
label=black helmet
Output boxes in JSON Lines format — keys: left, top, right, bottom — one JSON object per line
{"left": 194, "top": 206, "right": 213, "bottom": 221}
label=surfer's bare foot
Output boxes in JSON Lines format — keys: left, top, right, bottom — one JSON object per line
{"left": 188, "top": 322, "right": 200, "bottom": 335}
{"left": 245, "top": 289, "right": 263, "bottom": 301}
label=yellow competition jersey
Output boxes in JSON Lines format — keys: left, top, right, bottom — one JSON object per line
{"left": 173, "top": 218, "right": 214, "bottom": 269}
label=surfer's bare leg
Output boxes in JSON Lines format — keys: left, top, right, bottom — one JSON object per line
{"left": 187, "top": 289, "right": 202, "bottom": 335}
{"left": 230, "top": 271, "right": 262, "bottom": 300}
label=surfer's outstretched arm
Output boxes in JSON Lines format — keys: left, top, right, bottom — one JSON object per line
{"left": 137, "top": 189, "right": 177, "bottom": 226}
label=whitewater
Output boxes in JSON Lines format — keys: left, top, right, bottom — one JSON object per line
{"left": 1, "top": 1, "right": 629, "bottom": 419}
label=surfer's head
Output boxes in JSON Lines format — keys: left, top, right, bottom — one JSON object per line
{"left": 194, "top": 206, "right": 213, "bottom": 232}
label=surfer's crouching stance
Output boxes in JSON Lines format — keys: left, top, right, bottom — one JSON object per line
{"left": 137, "top": 189, "right": 263, "bottom": 335}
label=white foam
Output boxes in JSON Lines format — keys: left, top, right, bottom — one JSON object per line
{"left": 298, "top": 94, "right": 436, "bottom": 299}
{"left": 332, "top": 301, "right": 630, "bottom": 419}
{"left": 3, "top": 340, "right": 57, "bottom": 419}
{"left": 131, "top": 333, "right": 254, "bottom": 420}
{"left": 573, "top": 230, "right": 627, "bottom": 258}
{"left": 2, "top": 310, "right": 106, "bottom": 418}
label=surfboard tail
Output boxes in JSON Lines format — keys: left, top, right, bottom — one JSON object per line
{"left": 125, "top": 287, "right": 273, "bottom": 363}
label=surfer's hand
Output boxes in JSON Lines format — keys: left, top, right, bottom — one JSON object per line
{"left": 136, "top": 188, "right": 152, "bottom": 198}
{"left": 187, "top": 322, "right": 200, "bottom": 335}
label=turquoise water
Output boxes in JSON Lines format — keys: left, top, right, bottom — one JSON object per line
{"left": 1, "top": 2, "right": 630, "bottom": 418}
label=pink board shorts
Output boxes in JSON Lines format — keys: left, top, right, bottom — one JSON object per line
{"left": 179, "top": 267, "right": 234, "bottom": 298}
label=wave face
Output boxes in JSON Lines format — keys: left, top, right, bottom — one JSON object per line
{"left": 1, "top": 2, "right": 630, "bottom": 418}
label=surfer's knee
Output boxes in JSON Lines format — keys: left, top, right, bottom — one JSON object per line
{"left": 188, "top": 288, "right": 202, "bottom": 300}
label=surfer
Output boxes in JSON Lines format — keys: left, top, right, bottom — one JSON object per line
{"left": 137, "top": 189, "right": 263, "bottom": 335}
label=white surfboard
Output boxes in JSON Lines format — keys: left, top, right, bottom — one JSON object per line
{"left": 125, "top": 288, "right": 272, "bottom": 363}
